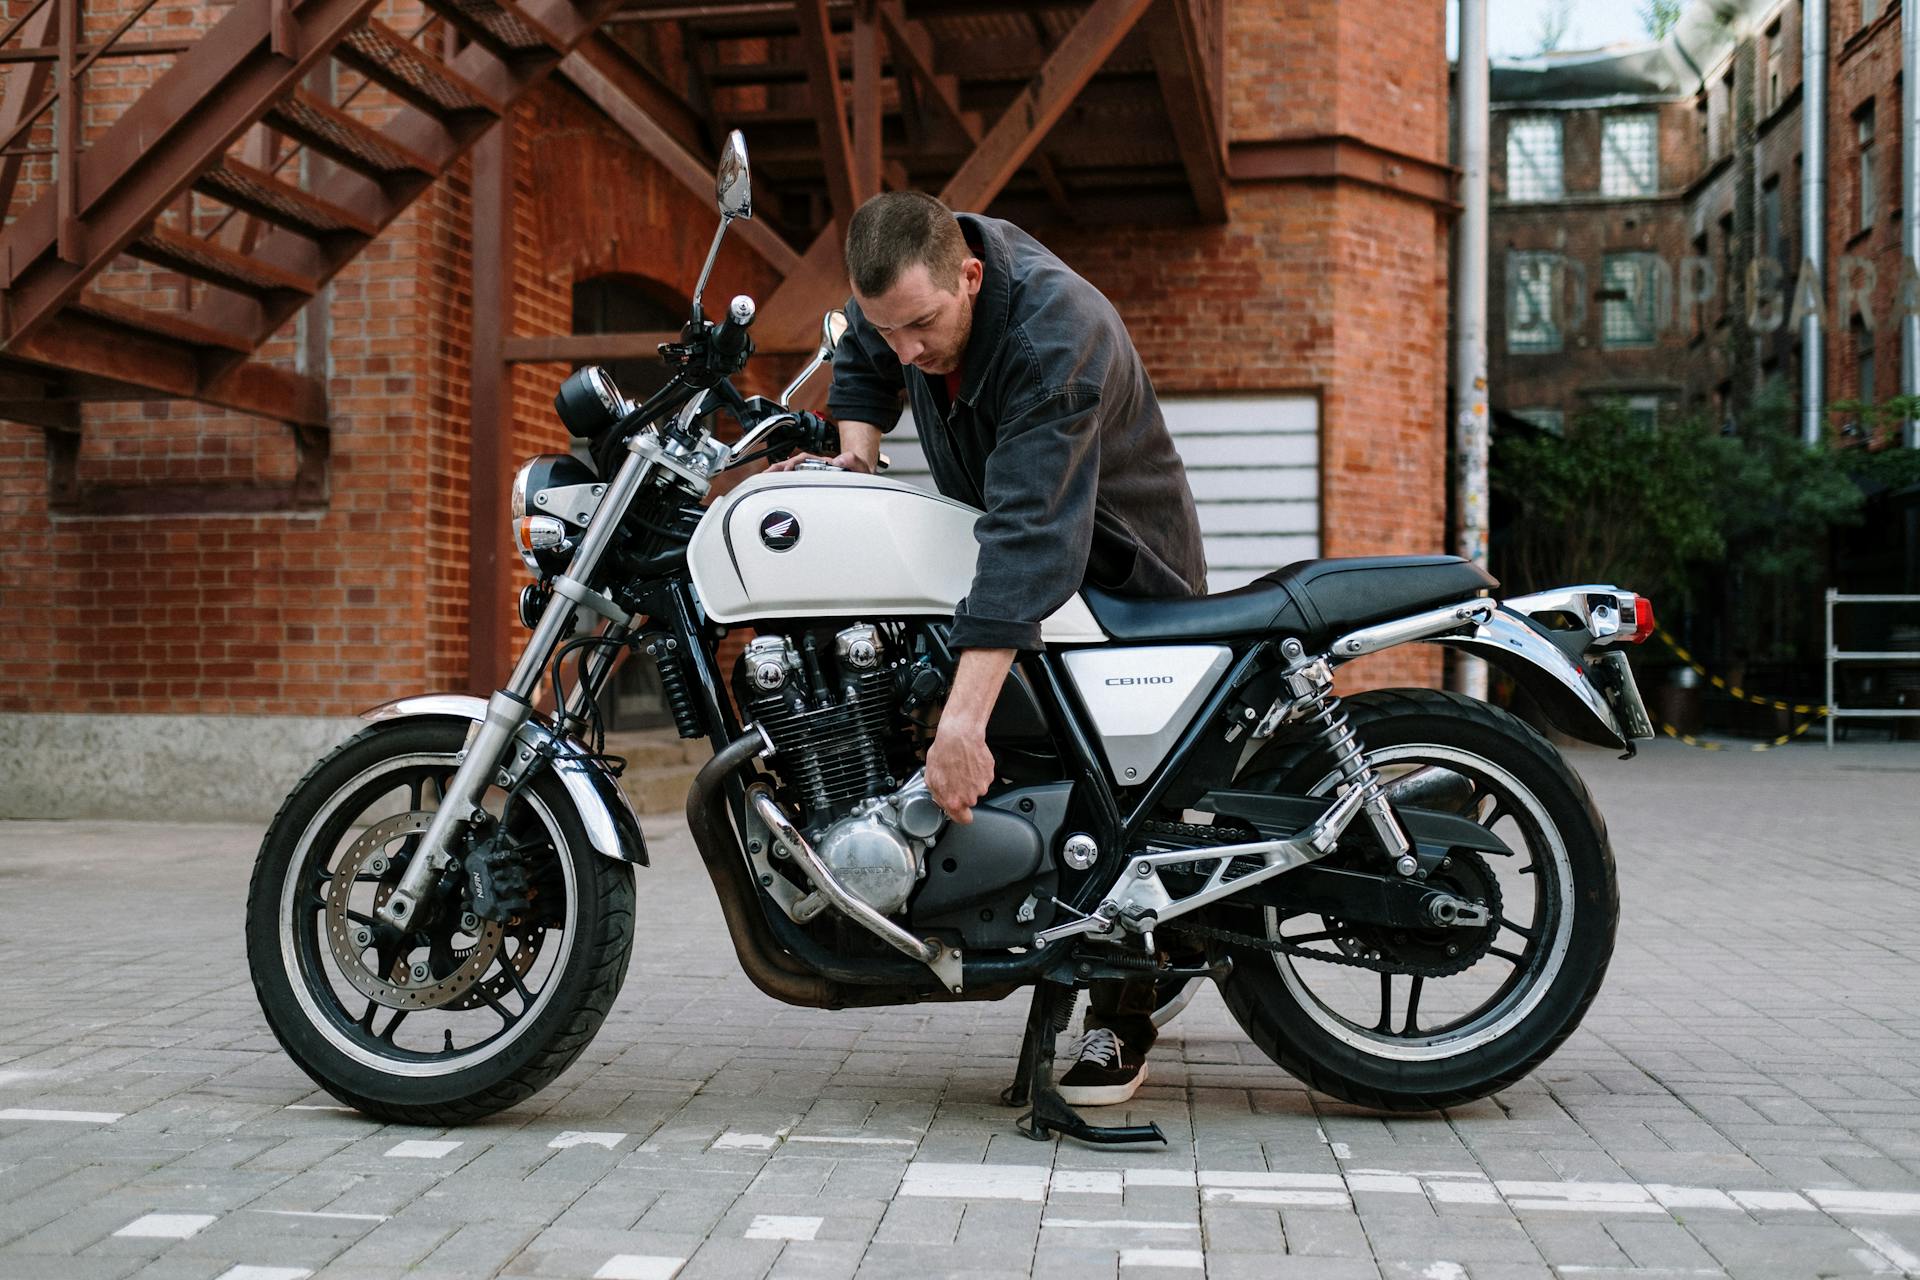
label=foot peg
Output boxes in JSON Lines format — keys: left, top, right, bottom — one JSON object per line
{"left": 1000, "top": 981, "right": 1166, "bottom": 1147}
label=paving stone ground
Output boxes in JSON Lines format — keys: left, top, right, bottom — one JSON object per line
{"left": 1, "top": 738, "right": 1917, "bottom": 1279}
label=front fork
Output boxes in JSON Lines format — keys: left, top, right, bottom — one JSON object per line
{"left": 375, "top": 445, "right": 661, "bottom": 929}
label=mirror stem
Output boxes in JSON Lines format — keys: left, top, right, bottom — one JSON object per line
{"left": 690, "top": 215, "right": 733, "bottom": 323}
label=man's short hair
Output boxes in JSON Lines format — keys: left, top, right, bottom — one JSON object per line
{"left": 844, "top": 191, "right": 968, "bottom": 297}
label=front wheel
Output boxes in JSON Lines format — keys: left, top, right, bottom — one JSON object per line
{"left": 1212, "top": 688, "right": 1618, "bottom": 1111}
{"left": 245, "top": 717, "right": 636, "bottom": 1124}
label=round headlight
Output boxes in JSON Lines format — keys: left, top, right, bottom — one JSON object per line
{"left": 510, "top": 453, "right": 600, "bottom": 577}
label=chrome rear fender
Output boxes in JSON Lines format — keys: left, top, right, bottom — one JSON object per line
{"left": 361, "top": 695, "right": 648, "bottom": 864}
{"left": 1424, "top": 609, "right": 1628, "bottom": 750}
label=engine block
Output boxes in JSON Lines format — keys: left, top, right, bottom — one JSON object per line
{"left": 734, "top": 624, "right": 899, "bottom": 822}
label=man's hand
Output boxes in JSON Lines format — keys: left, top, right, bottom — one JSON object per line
{"left": 924, "top": 647, "right": 1016, "bottom": 824}
{"left": 925, "top": 719, "right": 996, "bottom": 824}
{"left": 765, "top": 449, "right": 872, "bottom": 473}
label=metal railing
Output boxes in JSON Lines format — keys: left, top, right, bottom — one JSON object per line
{"left": 1825, "top": 589, "right": 1920, "bottom": 747}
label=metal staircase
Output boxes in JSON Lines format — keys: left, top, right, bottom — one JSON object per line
{"left": 0, "top": 0, "right": 623, "bottom": 435}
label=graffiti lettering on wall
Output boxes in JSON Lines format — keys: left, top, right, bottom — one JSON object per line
{"left": 1505, "top": 253, "right": 1920, "bottom": 351}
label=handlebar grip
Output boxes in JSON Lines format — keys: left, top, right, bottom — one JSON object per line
{"left": 711, "top": 294, "right": 756, "bottom": 363}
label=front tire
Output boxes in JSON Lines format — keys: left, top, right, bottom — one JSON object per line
{"left": 245, "top": 717, "right": 635, "bottom": 1124}
{"left": 1214, "top": 688, "right": 1617, "bottom": 1111}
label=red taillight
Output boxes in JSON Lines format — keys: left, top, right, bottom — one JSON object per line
{"left": 1630, "top": 596, "right": 1655, "bottom": 644}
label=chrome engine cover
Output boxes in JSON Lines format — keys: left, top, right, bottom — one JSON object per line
{"left": 815, "top": 812, "right": 922, "bottom": 916}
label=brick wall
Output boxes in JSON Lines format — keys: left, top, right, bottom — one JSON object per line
{"left": 0, "top": 0, "right": 1454, "bottom": 722}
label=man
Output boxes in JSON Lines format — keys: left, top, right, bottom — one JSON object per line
{"left": 775, "top": 191, "right": 1206, "bottom": 1106}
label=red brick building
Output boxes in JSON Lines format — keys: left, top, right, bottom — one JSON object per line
{"left": 0, "top": 0, "right": 1458, "bottom": 818}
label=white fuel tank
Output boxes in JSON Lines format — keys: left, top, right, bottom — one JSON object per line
{"left": 687, "top": 470, "right": 1106, "bottom": 643}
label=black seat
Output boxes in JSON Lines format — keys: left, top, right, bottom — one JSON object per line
{"left": 1082, "top": 556, "right": 1498, "bottom": 648}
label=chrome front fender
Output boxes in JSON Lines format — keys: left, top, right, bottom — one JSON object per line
{"left": 1424, "top": 609, "right": 1628, "bottom": 750}
{"left": 360, "top": 694, "right": 648, "bottom": 865}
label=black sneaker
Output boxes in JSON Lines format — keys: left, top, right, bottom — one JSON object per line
{"left": 1056, "top": 1028, "right": 1148, "bottom": 1106}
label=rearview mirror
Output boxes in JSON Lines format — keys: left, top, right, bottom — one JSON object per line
{"left": 819, "top": 310, "right": 849, "bottom": 363}
{"left": 716, "top": 130, "right": 752, "bottom": 219}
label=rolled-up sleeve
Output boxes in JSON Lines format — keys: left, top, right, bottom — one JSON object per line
{"left": 824, "top": 298, "right": 907, "bottom": 430}
{"left": 950, "top": 382, "right": 1105, "bottom": 652}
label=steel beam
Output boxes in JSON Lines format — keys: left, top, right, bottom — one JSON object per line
{"left": 1141, "top": 0, "right": 1225, "bottom": 221}
{"left": 469, "top": 123, "right": 513, "bottom": 696}
{"left": 0, "top": 3, "right": 56, "bottom": 217}
{"left": 795, "top": 0, "right": 862, "bottom": 226}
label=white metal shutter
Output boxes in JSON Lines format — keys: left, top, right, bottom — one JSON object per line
{"left": 881, "top": 392, "right": 1320, "bottom": 593}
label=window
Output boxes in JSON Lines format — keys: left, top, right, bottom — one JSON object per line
{"left": 1858, "top": 100, "right": 1878, "bottom": 231}
{"left": 1507, "top": 252, "right": 1564, "bottom": 353}
{"left": 1516, "top": 407, "right": 1566, "bottom": 435}
{"left": 1761, "top": 178, "right": 1783, "bottom": 273}
{"left": 1624, "top": 395, "right": 1660, "bottom": 430}
{"left": 1601, "top": 115, "right": 1659, "bottom": 196}
{"left": 1602, "top": 254, "right": 1660, "bottom": 348}
{"left": 1766, "top": 20, "right": 1784, "bottom": 114}
{"left": 1506, "top": 116, "right": 1564, "bottom": 202}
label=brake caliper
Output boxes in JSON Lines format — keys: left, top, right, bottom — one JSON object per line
{"left": 463, "top": 822, "right": 534, "bottom": 924}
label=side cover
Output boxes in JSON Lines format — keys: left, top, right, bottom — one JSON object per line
{"left": 687, "top": 470, "right": 1106, "bottom": 643}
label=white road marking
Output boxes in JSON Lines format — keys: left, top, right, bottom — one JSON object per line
{"left": 1043, "top": 1218, "right": 1198, "bottom": 1231}
{"left": 1051, "top": 1170, "right": 1123, "bottom": 1196}
{"left": 1119, "top": 1247, "right": 1203, "bottom": 1269}
{"left": 0, "top": 1070, "right": 49, "bottom": 1086}
{"left": 550, "top": 1131, "right": 627, "bottom": 1151}
{"left": 217, "top": 1269, "right": 313, "bottom": 1280}
{"left": 1202, "top": 1188, "right": 1351, "bottom": 1207}
{"left": 251, "top": 1210, "right": 392, "bottom": 1223}
{"left": 1852, "top": 1226, "right": 1920, "bottom": 1275}
{"left": 1815, "top": 1191, "right": 1920, "bottom": 1217}
{"left": 1727, "top": 1189, "right": 1815, "bottom": 1212}
{"left": 285, "top": 1104, "right": 354, "bottom": 1112}
{"left": 1427, "top": 1180, "right": 1502, "bottom": 1205}
{"left": 1346, "top": 1173, "right": 1423, "bottom": 1194}
{"left": 1497, "top": 1180, "right": 1661, "bottom": 1213}
{"left": 1851, "top": 1247, "right": 1904, "bottom": 1275}
{"left": 383, "top": 1140, "right": 460, "bottom": 1159}
{"left": 712, "top": 1131, "right": 783, "bottom": 1150}
{"left": 1421, "top": 1264, "right": 1468, "bottom": 1280}
{"left": 1201, "top": 1170, "right": 1345, "bottom": 1189}
{"left": 744, "top": 1214, "right": 821, "bottom": 1241}
{"left": 1124, "top": 1168, "right": 1198, "bottom": 1187}
{"left": 899, "top": 1162, "right": 1051, "bottom": 1201}
{"left": 785, "top": 1134, "right": 918, "bottom": 1146}
{"left": 0, "top": 1108, "right": 122, "bottom": 1123}
{"left": 594, "top": 1257, "right": 684, "bottom": 1280}
{"left": 114, "top": 1213, "right": 217, "bottom": 1239}
{"left": 1650, "top": 1185, "right": 1740, "bottom": 1211}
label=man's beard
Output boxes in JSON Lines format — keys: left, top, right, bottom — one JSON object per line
{"left": 920, "top": 298, "right": 974, "bottom": 375}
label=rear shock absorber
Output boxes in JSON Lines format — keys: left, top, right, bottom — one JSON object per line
{"left": 640, "top": 633, "right": 703, "bottom": 739}
{"left": 1279, "top": 639, "right": 1416, "bottom": 872}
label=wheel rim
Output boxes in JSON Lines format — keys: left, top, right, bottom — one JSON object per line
{"left": 276, "top": 751, "right": 579, "bottom": 1078}
{"left": 1262, "top": 744, "right": 1575, "bottom": 1063}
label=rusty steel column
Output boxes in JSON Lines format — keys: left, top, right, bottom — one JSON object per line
{"left": 468, "top": 120, "right": 513, "bottom": 695}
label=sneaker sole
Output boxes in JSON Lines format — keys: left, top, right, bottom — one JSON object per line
{"left": 1055, "top": 1062, "right": 1147, "bottom": 1108}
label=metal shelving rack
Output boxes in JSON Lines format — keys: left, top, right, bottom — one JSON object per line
{"left": 1825, "top": 590, "right": 1920, "bottom": 747}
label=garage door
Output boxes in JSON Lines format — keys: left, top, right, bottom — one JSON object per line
{"left": 881, "top": 393, "right": 1319, "bottom": 592}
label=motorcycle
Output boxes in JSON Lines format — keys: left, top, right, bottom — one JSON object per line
{"left": 245, "top": 132, "right": 1657, "bottom": 1145}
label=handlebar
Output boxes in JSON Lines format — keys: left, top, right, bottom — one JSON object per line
{"left": 711, "top": 294, "right": 755, "bottom": 364}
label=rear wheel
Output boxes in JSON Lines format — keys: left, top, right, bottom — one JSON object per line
{"left": 1213, "top": 688, "right": 1617, "bottom": 1111}
{"left": 245, "top": 717, "right": 635, "bottom": 1124}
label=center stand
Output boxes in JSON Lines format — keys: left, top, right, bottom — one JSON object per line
{"left": 1000, "top": 979, "right": 1167, "bottom": 1146}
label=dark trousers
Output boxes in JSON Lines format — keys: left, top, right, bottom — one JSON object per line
{"left": 1084, "top": 975, "right": 1158, "bottom": 1054}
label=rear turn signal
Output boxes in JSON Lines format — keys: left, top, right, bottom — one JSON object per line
{"left": 1630, "top": 596, "right": 1655, "bottom": 644}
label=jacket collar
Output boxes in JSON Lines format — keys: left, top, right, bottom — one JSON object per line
{"left": 952, "top": 213, "right": 1013, "bottom": 408}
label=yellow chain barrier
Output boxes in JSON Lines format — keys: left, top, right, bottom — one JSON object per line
{"left": 1649, "top": 627, "right": 1829, "bottom": 750}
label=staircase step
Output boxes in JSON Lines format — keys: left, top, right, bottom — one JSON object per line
{"left": 423, "top": 0, "right": 560, "bottom": 63}
{"left": 266, "top": 92, "right": 437, "bottom": 183}
{"left": 68, "top": 293, "right": 254, "bottom": 354}
{"left": 605, "top": 730, "right": 707, "bottom": 815}
{"left": 334, "top": 18, "right": 505, "bottom": 120}
{"left": 195, "top": 160, "right": 380, "bottom": 242}
{"left": 125, "top": 224, "right": 320, "bottom": 301}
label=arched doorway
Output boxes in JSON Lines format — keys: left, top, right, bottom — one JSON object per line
{"left": 574, "top": 273, "right": 686, "bottom": 731}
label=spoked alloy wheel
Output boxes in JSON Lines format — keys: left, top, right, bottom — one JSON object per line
{"left": 246, "top": 718, "right": 635, "bottom": 1124}
{"left": 1215, "top": 688, "right": 1617, "bottom": 1111}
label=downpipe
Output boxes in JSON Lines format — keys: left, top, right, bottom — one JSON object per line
{"left": 686, "top": 729, "right": 1060, "bottom": 1006}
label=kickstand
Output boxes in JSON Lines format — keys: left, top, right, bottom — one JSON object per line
{"left": 999, "top": 980, "right": 1166, "bottom": 1147}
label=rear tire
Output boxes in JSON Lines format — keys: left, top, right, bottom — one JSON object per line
{"left": 1215, "top": 688, "right": 1617, "bottom": 1111}
{"left": 245, "top": 717, "right": 635, "bottom": 1125}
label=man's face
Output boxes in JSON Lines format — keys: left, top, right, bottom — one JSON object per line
{"left": 854, "top": 256, "right": 984, "bottom": 376}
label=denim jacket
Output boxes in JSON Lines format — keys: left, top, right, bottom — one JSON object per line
{"left": 825, "top": 214, "right": 1207, "bottom": 651}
